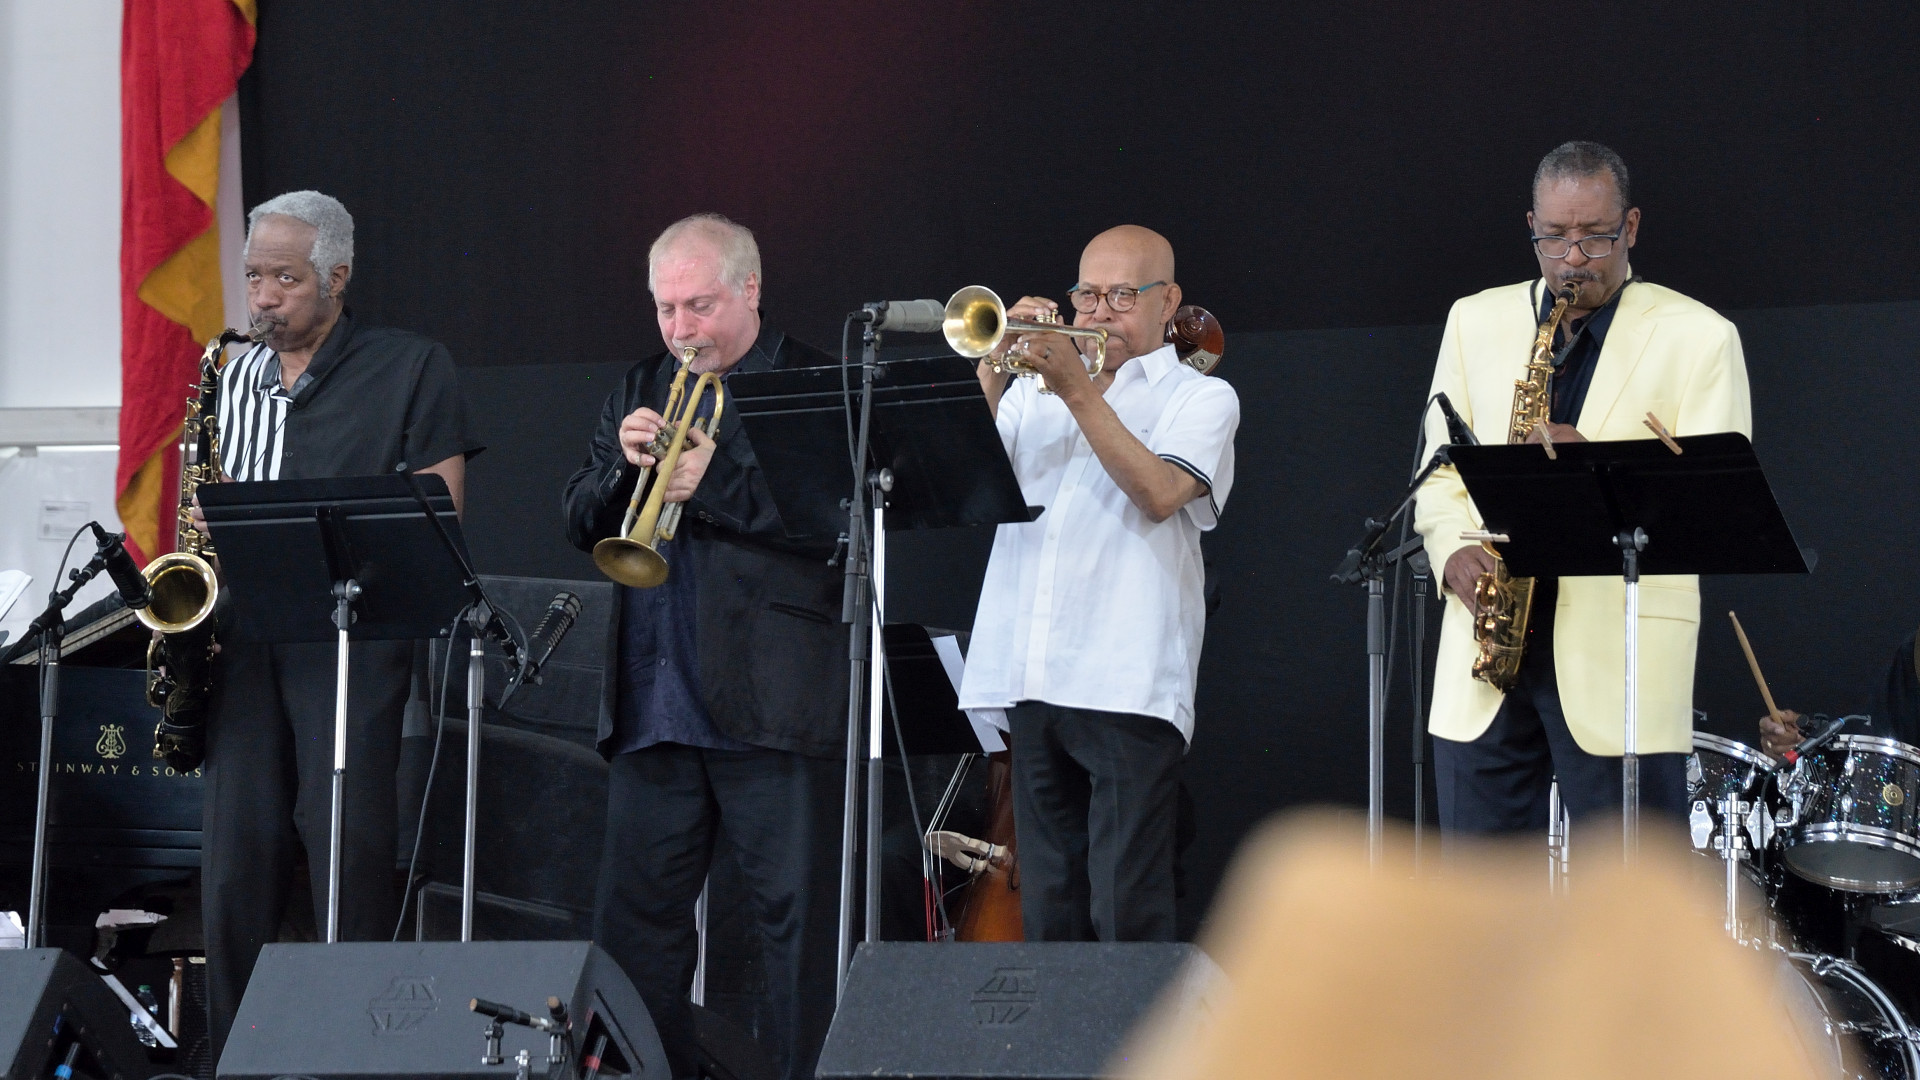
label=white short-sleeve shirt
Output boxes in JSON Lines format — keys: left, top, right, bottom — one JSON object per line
{"left": 957, "top": 344, "right": 1240, "bottom": 742}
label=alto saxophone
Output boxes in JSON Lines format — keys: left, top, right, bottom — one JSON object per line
{"left": 1469, "top": 281, "right": 1580, "bottom": 691}
{"left": 144, "top": 322, "right": 270, "bottom": 769}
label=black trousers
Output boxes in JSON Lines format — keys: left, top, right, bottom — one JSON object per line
{"left": 201, "top": 637, "right": 411, "bottom": 1058}
{"left": 593, "top": 743, "right": 841, "bottom": 1080}
{"left": 1007, "top": 701, "right": 1184, "bottom": 942}
{"left": 1433, "top": 640, "right": 1688, "bottom": 838}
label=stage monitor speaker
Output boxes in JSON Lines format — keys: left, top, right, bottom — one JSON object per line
{"left": 0, "top": 948, "right": 158, "bottom": 1080}
{"left": 816, "top": 941, "right": 1221, "bottom": 1080}
{"left": 217, "top": 941, "right": 667, "bottom": 1080}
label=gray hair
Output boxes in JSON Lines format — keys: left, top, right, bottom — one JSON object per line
{"left": 648, "top": 213, "right": 760, "bottom": 295}
{"left": 246, "top": 190, "right": 355, "bottom": 297}
{"left": 1533, "top": 141, "right": 1632, "bottom": 210}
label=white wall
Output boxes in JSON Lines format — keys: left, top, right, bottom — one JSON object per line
{"left": 0, "top": 0, "right": 123, "bottom": 409}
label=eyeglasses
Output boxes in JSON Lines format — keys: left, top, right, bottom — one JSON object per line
{"left": 1067, "top": 281, "right": 1165, "bottom": 314}
{"left": 1531, "top": 224, "right": 1628, "bottom": 261}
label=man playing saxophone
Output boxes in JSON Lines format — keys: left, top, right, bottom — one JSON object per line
{"left": 1415, "top": 142, "right": 1752, "bottom": 838}
{"left": 196, "top": 191, "right": 479, "bottom": 1057}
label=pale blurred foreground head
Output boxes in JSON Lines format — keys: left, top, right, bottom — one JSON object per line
{"left": 1116, "top": 813, "right": 1817, "bottom": 1079}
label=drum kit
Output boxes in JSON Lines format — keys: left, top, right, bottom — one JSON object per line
{"left": 1689, "top": 725, "right": 1920, "bottom": 1078}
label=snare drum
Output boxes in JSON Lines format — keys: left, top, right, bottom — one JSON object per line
{"left": 1782, "top": 735, "right": 1920, "bottom": 893}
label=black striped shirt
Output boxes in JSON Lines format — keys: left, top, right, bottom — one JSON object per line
{"left": 215, "top": 344, "right": 308, "bottom": 481}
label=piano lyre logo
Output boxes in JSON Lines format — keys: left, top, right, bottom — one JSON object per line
{"left": 94, "top": 725, "right": 127, "bottom": 760}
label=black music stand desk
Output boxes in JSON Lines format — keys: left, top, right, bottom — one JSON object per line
{"left": 728, "top": 354, "right": 1033, "bottom": 962}
{"left": 1448, "top": 432, "right": 1808, "bottom": 848}
{"left": 200, "top": 474, "right": 470, "bottom": 940}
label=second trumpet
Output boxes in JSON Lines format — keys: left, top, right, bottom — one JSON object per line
{"left": 593, "top": 346, "right": 725, "bottom": 589}
{"left": 943, "top": 286, "right": 1108, "bottom": 394}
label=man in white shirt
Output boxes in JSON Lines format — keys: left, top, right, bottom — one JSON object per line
{"left": 958, "top": 225, "right": 1240, "bottom": 940}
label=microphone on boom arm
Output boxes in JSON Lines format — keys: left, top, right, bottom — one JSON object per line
{"left": 854, "top": 299, "right": 945, "bottom": 333}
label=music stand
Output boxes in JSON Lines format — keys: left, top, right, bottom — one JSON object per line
{"left": 728, "top": 353, "right": 1032, "bottom": 990}
{"left": 878, "top": 624, "right": 986, "bottom": 758}
{"left": 200, "top": 474, "right": 472, "bottom": 941}
{"left": 1448, "top": 432, "right": 1808, "bottom": 853}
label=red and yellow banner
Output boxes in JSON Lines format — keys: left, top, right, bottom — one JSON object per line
{"left": 117, "top": 0, "right": 256, "bottom": 563}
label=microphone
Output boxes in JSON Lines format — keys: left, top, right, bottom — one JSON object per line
{"left": 88, "top": 522, "right": 151, "bottom": 610}
{"left": 470, "top": 997, "right": 564, "bottom": 1034}
{"left": 521, "top": 592, "right": 583, "bottom": 685}
{"left": 1434, "top": 393, "right": 1479, "bottom": 447}
{"left": 856, "top": 299, "right": 945, "bottom": 333}
{"left": 1784, "top": 713, "right": 1857, "bottom": 765}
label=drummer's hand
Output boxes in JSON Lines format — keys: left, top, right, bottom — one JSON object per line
{"left": 1444, "top": 546, "right": 1499, "bottom": 616}
{"left": 618, "top": 407, "right": 668, "bottom": 467}
{"left": 1760, "top": 709, "right": 1804, "bottom": 761}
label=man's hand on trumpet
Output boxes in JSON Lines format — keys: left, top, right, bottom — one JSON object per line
{"left": 618, "top": 406, "right": 714, "bottom": 503}
{"left": 661, "top": 427, "right": 714, "bottom": 503}
{"left": 618, "top": 406, "right": 671, "bottom": 468}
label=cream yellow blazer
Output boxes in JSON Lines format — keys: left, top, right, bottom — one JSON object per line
{"left": 1414, "top": 279, "right": 1753, "bottom": 755}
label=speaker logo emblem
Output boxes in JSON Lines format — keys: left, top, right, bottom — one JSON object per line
{"left": 971, "top": 967, "right": 1036, "bottom": 1026}
{"left": 369, "top": 976, "right": 438, "bottom": 1034}
{"left": 95, "top": 724, "right": 126, "bottom": 760}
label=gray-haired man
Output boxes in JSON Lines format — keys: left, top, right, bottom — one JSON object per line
{"left": 199, "top": 190, "right": 480, "bottom": 1055}
{"left": 563, "top": 213, "right": 846, "bottom": 1080}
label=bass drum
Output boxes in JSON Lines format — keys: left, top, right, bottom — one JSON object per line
{"left": 1781, "top": 952, "right": 1920, "bottom": 1079}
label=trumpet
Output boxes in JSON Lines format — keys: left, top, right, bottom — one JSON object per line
{"left": 943, "top": 286, "right": 1108, "bottom": 394}
{"left": 592, "top": 346, "right": 725, "bottom": 589}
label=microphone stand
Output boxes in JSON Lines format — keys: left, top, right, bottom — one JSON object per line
{"left": 1332, "top": 448, "right": 1452, "bottom": 868}
{"left": 1409, "top": 546, "right": 1431, "bottom": 870}
{"left": 397, "top": 467, "right": 524, "bottom": 941}
{"left": 835, "top": 315, "right": 888, "bottom": 996}
{"left": 4, "top": 528, "right": 129, "bottom": 945}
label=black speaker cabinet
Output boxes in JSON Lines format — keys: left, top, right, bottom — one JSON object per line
{"left": 815, "top": 941, "right": 1221, "bottom": 1080}
{"left": 217, "top": 941, "right": 666, "bottom": 1080}
{"left": 0, "top": 948, "right": 157, "bottom": 1080}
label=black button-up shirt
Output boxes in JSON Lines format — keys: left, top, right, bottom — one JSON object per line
{"left": 258, "top": 311, "right": 481, "bottom": 481}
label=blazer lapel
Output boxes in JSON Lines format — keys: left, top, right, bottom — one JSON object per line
{"left": 1575, "top": 283, "right": 1657, "bottom": 436}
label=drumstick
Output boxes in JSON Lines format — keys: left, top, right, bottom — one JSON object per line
{"left": 1727, "top": 611, "right": 1784, "bottom": 723}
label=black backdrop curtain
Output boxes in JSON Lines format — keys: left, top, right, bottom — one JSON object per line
{"left": 239, "top": 0, "right": 1920, "bottom": 933}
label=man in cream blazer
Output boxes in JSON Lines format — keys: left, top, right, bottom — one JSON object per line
{"left": 1415, "top": 142, "right": 1753, "bottom": 835}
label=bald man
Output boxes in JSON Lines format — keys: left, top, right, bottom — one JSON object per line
{"left": 958, "top": 226, "right": 1241, "bottom": 940}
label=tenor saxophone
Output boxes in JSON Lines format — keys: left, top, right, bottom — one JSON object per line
{"left": 144, "top": 322, "right": 269, "bottom": 769}
{"left": 1469, "top": 281, "right": 1580, "bottom": 691}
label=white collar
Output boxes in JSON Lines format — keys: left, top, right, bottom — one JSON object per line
{"left": 1112, "top": 342, "right": 1180, "bottom": 389}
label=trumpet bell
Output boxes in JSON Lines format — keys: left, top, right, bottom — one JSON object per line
{"left": 136, "top": 552, "right": 218, "bottom": 634}
{"left": 593, "top": 535, "right": 670, "bottom": 589}
{"left": 943, "top": 285, "right": 1007, "bottom": 358}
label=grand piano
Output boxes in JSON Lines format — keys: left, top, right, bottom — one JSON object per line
{"left": 0, "top": 594, "right": 202, "bottom": 952}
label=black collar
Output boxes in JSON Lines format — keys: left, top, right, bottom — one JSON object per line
{"left": 290, "top": 309, "right": 357, "bottom": 406}
{"left": 1531, "top": 277, "right": 1634, "bottom": 358}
